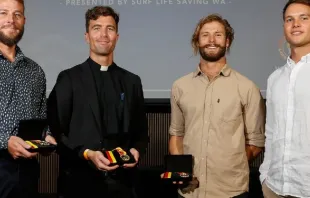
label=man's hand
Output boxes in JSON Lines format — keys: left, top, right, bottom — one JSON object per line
{"left": 123, "top": 148, "right": 139, "bottom": 168}
{"left": 45, "top": 135, "right": 57, "bottom": 145}
{"left": 180, "top": 177, "right": 199, "bottom": 194}
{"left": 39, "top": 135, "right": 58, "bottom": 157}
{"left": 246, "top": 145, "right": 263, "bottom": 162}
{"left": 87, "top": 150, "right": 119, "bottom": 171}
{"left": 8, "top": 136, "right": 37, "bottom": 159}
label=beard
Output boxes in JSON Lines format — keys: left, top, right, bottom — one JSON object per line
{"left": 199, "top": 44, "right": 226, "bottom": 62}
{"left": 0, "top": 25, "right": 24, "bottom": 47}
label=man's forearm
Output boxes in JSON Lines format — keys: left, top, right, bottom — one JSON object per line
{"left": 169, "top": 135, "right": 184, "bottom": 154}
{"left": 246, "top": 145, "right": 263, "bottom": 162}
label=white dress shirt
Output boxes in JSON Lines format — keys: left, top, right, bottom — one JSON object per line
{"left": 259, "top": 53, "right": 310, "bottom": 198}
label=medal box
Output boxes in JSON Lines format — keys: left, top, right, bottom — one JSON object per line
{"left": 17, "top": 119, "right": 57, "bottom": 153}
{"left": 162, "top": 171, "right": 193, "bottom": 182}
{"left": 25, "top": 140, "right": 57, "bottom": 153}
{"left": 161, "top": 154, "right": 193, "bottom": 182}
{"left": 102, "top": 147, "right": 136, "bottom": 165}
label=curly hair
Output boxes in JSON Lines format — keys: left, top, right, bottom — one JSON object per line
{"left": 191, "top": 14, "right": 234, "bottom": 55}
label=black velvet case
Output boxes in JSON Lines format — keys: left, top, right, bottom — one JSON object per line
{"left": 162, "top": 155, "right": 193, "bottom": 182}
{"left": 102, "top": 147, "right": 136, "bottom": 166}
{"left": 18, "top": 119, "right": 56, "bottom": 153}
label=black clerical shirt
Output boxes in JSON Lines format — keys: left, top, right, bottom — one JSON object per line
{"left": 48, "top": 57, "right": 149, "bottom": 160}
{"left": 88, "top": 58, "right": 129, "bottom": 148}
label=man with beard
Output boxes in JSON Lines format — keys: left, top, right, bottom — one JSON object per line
{"left": 168, "top": 14, "right": 266, "bottom": 198}
{"left": 0, "top": 0, "right": 56, "bottom": 198}
{"left": 47, "top": 6, "right": 148, "bottom": 198}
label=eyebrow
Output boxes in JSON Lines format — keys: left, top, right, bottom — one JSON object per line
{"left": 91, "top": 24, "right": 101, "bottom": 28}
{"left": 0, "top": 9, "right": 23, "bottom": 13}
{"left": 106, "top": 25, "right": 116, "bottom": 29}
{"left": 200, "top": 31, "right": 224, "bottom": 34}
{"left": 91, "top": 24, "right": 116, "bottom": 29}
{"left": 285, "top": 13, "right": 310, "bottom": 19}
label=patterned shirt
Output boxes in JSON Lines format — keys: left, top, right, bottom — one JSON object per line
{"left": 0, "top": 46, "right": 46, "bottom": 150}
{"left": 169, "top": 65, "right": 265, "bottom": 198}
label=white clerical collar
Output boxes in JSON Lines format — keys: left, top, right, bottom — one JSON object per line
{"left": 100, "top": 65, "right": 109, "bottom": 71}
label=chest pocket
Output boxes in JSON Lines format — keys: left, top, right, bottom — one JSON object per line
{"left": 179, "top": 90, "right": 204, "bottom": 121}
{"left": 217, "top": 97, "right": 243, "bottom": 123}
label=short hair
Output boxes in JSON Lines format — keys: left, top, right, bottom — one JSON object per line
{"left": 9, "top": 0, "right": 24, "bottom": 13}
{"left": 85, "top": 6, "right": 119, "bottom": 32}
{"left": 283, "top": 0, "right": 310, "bottom": 20}
{"left": 15, "top": 0, "right": 24, "bottom": 4}
{"left": 191, "top": 14, "right": 234, "bottom": 55}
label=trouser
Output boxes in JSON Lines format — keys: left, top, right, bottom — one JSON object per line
{"left": 0, "top": 151, "right": 39, "bottom": 198}
{"left": 262, "top": 182, "right": 298, "bottom": 198}
{"left": 59, "top": 167, "right": 138, "bottom": 198}
{"left": 178, "top": 191, "right": 249, "bottom": 198}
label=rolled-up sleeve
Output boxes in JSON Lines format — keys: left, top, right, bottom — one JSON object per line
{"left": 169, "top": 83, "right": 185, "bottom": 136}
{"left": 244, "top": 84, "right": 266, "bottom": 148}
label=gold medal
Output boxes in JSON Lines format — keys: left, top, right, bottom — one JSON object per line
{"left": 114, "top": 147, "right": 130, "bottom": 161}
{"left": 121, "top": 155, "right": 130, "bottom": 161}
{"left": 178, "top": 172, "right": 189, "bottom": 178}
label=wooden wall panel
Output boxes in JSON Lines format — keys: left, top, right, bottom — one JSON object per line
{"left": 37, "top": 112, "right": 264, "bottom": 194}
{"left": 38, "top": 153, "right": 59, "bottom": 193}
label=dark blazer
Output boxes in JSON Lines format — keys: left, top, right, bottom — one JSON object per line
{"left": 47, "top": 60, "right": 149, "bottom": 170}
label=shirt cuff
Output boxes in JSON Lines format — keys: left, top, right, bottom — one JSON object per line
{"left": 259, "top": 173, "right": 267, "bottom": 184}
{"left": 246, "top": 133, "right": 265, "bottom": 147}
{"left": 46, "top": 131, "right": 53, "bottom": 136}
{"left": 0, "top": 140, "right": 8, "bottom": 150}
{"left": 169, "top": 128, "right": 184, "bottom": 136}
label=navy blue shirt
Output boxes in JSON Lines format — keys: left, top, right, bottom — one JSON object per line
{"left": 0, "top": 46, "right": 46, "bottom": 149}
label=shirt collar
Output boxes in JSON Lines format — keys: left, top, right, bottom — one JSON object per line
{"left": 0, "top": 46, "right": 25, "bottom": 63}
{"left": 87, "top": 57, "right": 117, "bottom": 72}
{"left": 221, "top": 64, "right": 231, "bottom": 76}
{"left": 193, "top": 64, "right": 231, "bottom": 77}
{"left": 287, "top": 52, "right": 310, "bottom": 68}
{"left": 15, "top": 46, "right": 24, "bottom": 60}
